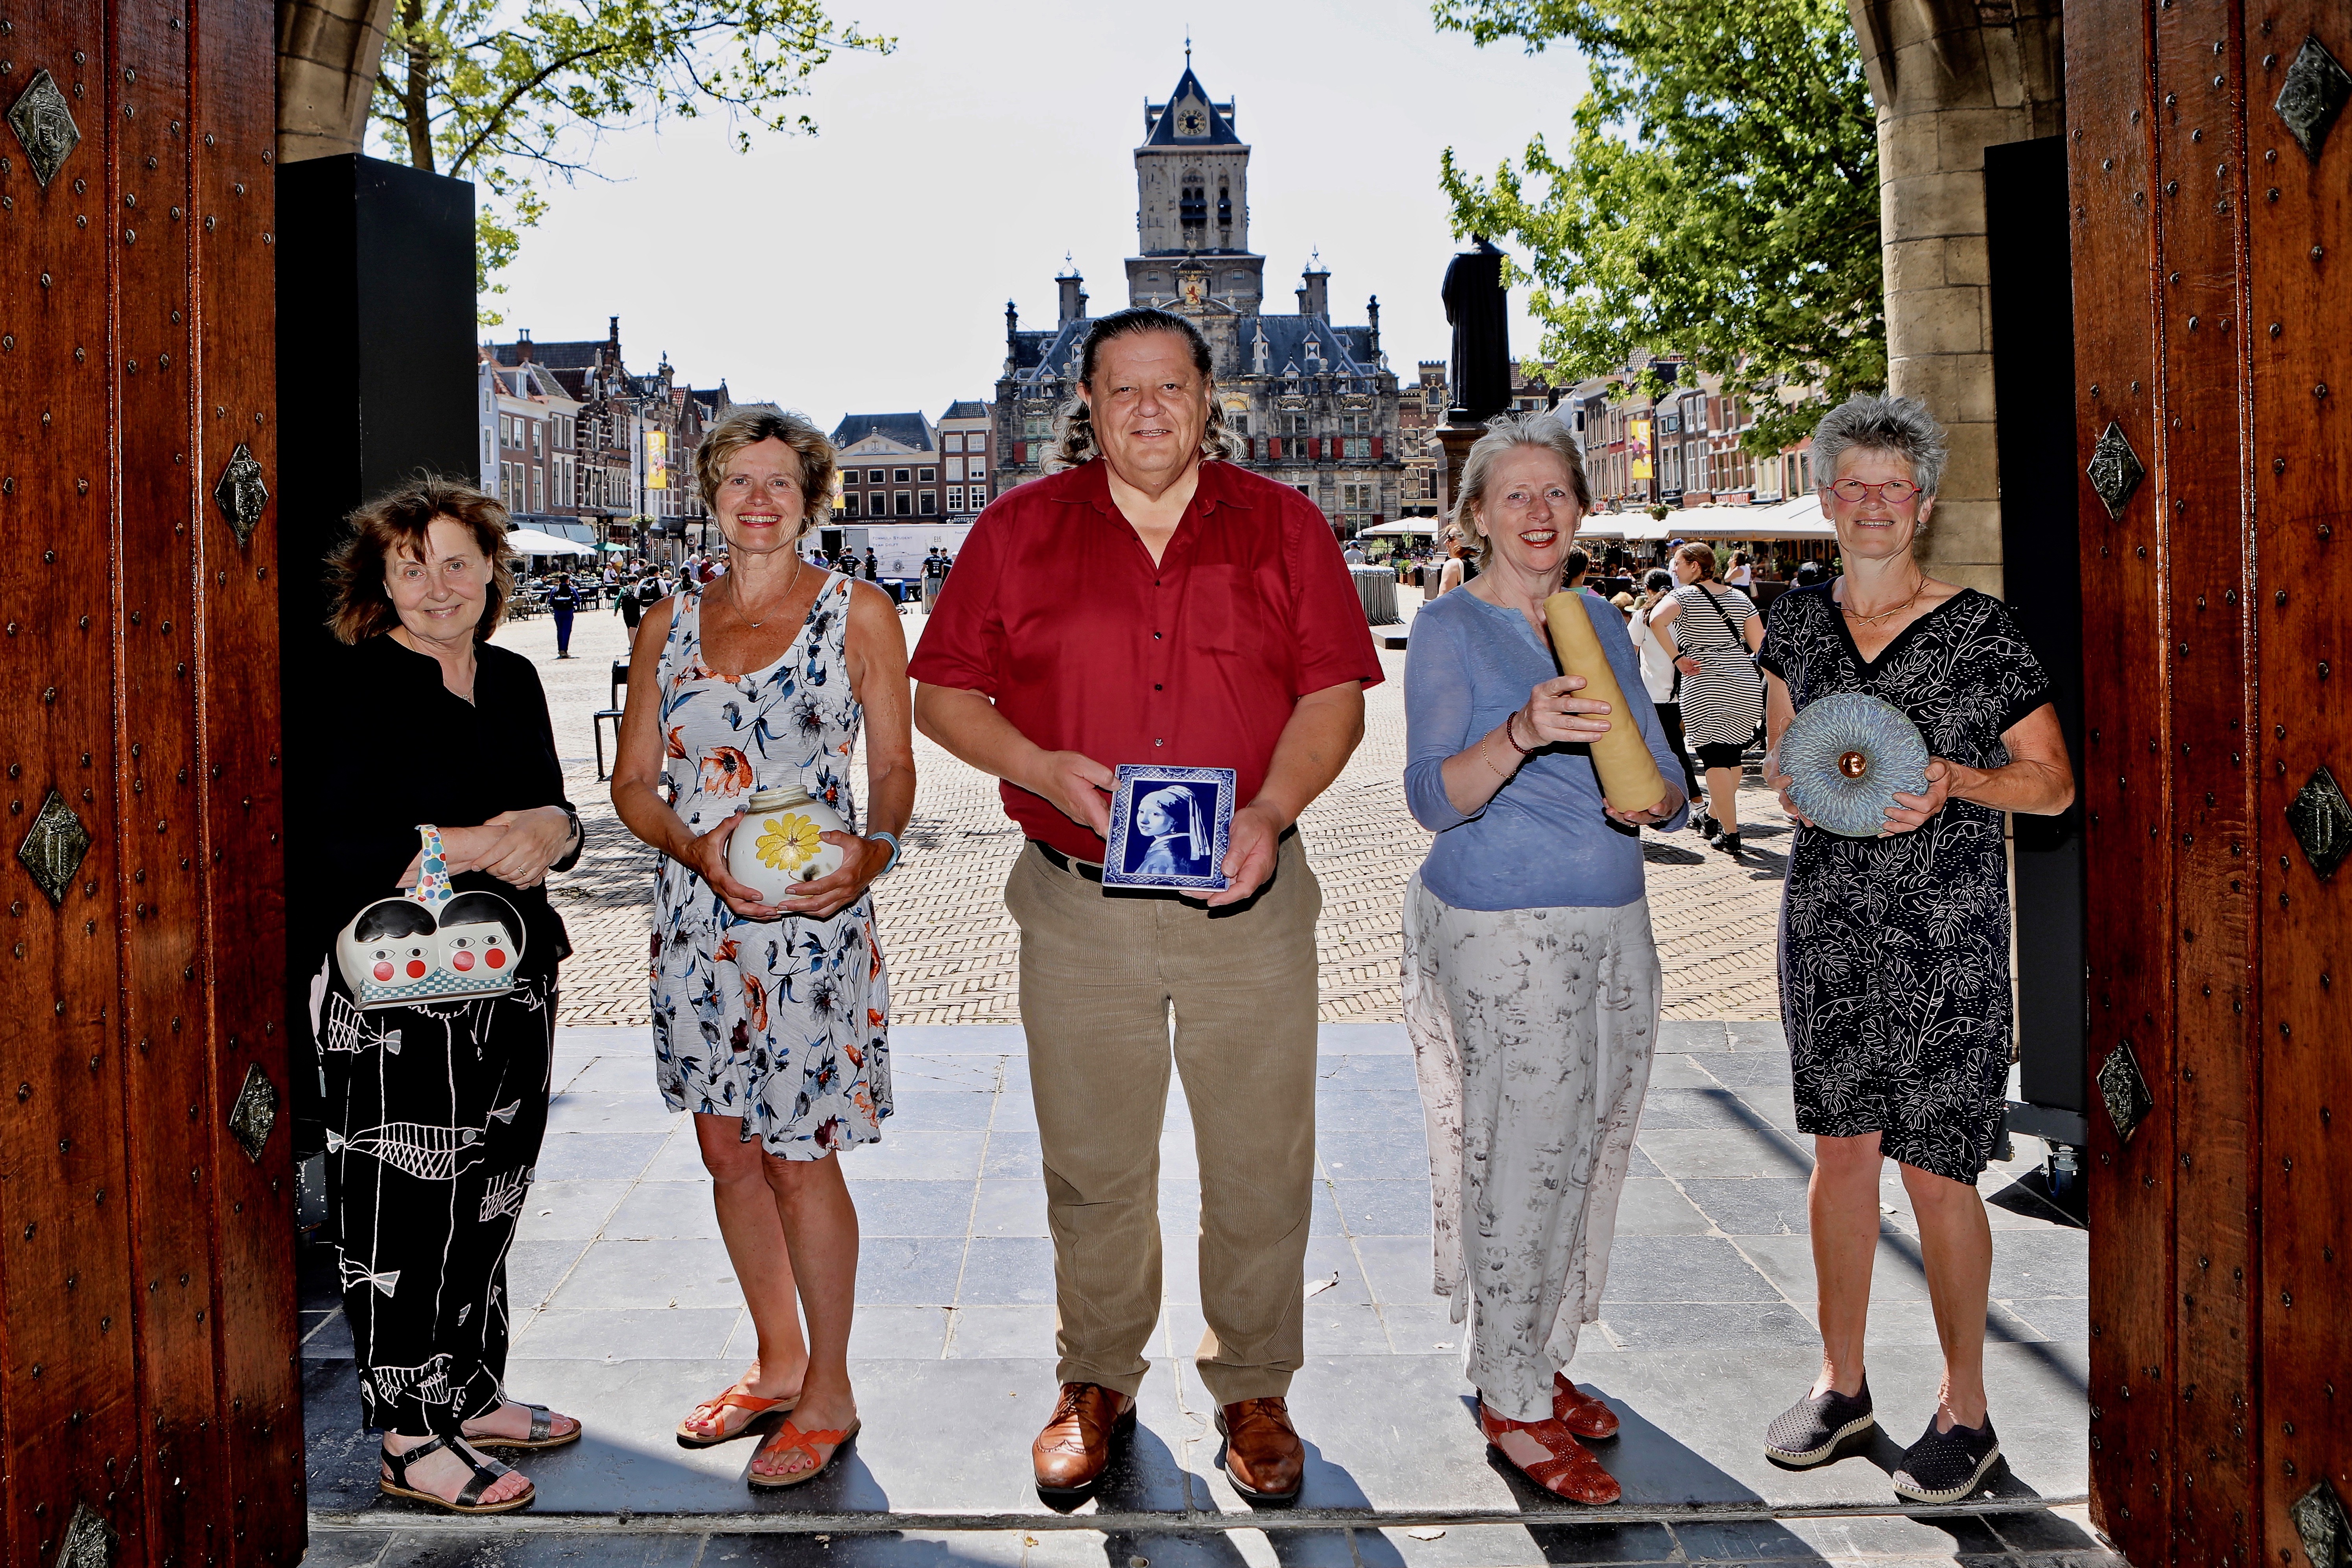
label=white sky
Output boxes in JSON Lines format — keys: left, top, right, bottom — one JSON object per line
{"left": 459, "top": 0, "right": 1580, "bottom": 427}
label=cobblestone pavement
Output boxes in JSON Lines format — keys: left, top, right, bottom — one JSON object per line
{"left": 504, "top": 586, "right": 1790, "bottom": 1030}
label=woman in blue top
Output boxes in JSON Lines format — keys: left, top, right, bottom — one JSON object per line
{"left": 1402, "top": 413, "right": 1688, "bottom": 1505}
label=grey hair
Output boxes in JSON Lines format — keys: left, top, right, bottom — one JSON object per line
{"left": 1045, "top": 307, "right": 1241, "bottom": 472}
{"left": 1810, "top": 393, "right": 1948, "bottom": 497}
{"left": 1450, "top": 411, "right": 1592, "bottom": 571}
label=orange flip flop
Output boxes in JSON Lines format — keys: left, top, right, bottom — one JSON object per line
{"left": 747, "top": 1418, "right": 861, "bottom": 1489}
{"left": 676, "top": 1387, "right": 796, "bottom": 1448}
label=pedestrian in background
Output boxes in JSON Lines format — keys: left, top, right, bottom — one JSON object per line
{"left": 1430, "top": 525, "right": 1473, "bottom": 598}
{"left": 1758, "top": 394, "right": 2074, "bottom": 1503}
{"left": 1628, "top": 568, "right": 1705, "bottom": 813}
{"left": 1401, "top": 412, "right": 1687, "bottom": 1505}
{"left": 1651, "top": 544, "right": 1764, "bottom": 855}
{"left": 911, "top": 307, "right": 1378, "bottom": 1507}
{"left": 546, "top": 571, "right": 580, "bottom": 659}
{"left": 610, "top": 407, "right": 914, "bottom": 1490}
{"left": 615, "top": 573, "right": 645, "bottom": 641}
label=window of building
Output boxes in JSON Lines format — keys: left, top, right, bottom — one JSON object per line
{"left": 943, "top": 457, "right": 962, "bottom": 481}
{"left": 947, "top": 487, "right": 964, "bottom": 512}
{"left": 1290, "top": 414, "right": 1307, "bottom": 434}
{"left": 944, "top": 433, "right": 963, "bottom": 452}
{"left": 529, "top": 421, "right": 542, "bottom": 459}
{"left": 920, "top": 492, "right": 938, "bottom": 516}
{"left": 894, "top": 468, "right": 911, "bottom": 483}
{"left": 895, "top": 491, "right": 912, "bottom": 516}
{"left": 844, "top": 494, "right": 860, "bottom": 517}
{"left": 968, "top": 483, "right": 986, "bottom": 507}
{"left": 918, "top": 468, "right": 935, "bottom": 483}
{"left": 1345, "top": 437, "right": 1370, "bottom": 460}
{"left": 1229, "top": 413, "right": 1249, "bottom": 435}
{"left": 531, "top": 471, "right": 543, "bottom": 512}
{"left": 966, "top": 433, "right": 985, "bottom": 454}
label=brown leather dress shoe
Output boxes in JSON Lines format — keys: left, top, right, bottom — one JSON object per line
{"left": 1216, "top": 1397, "right": 1305, "bottom": 1505}
{"left": 1031, "top": 1382, "right": 1137, "bottom": 1497}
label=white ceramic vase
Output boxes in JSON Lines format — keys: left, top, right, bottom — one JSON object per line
{"left": 727, "top": 785, "right": 848, "bottom": 902}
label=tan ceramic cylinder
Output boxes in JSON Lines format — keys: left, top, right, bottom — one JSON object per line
{"left": 1542, "top": 590, "right": 1668, "bottom": 816}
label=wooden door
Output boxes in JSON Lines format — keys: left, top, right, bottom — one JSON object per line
{"left": 2070, "top": 0, "right": 2350, "bottom": 1564}
{"left": 0, "top": 3, "right": 301, "bottom": 1566}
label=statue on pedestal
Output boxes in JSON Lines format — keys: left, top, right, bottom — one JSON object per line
{"left": 1442, "top": 236, "right": 1511, "bottom": 425}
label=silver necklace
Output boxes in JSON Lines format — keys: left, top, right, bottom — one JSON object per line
{"left": 735, "top": 554, "right": 803, "bottom": 629}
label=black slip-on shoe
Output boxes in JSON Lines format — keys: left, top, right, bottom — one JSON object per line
{"left": 1891, "top": 1415, "right": 2003, "bottom": 1503}
{"left": 1699, "top": 814, "right": 1723, "bottom": 842}
{"left": 1763, "top": 1381, "right": 1876, "bottom": 1468}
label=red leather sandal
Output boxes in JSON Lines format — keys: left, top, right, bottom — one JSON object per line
{"left": 747, "top": 1417, "right": 861, "bottom": 1489}
{"left": 1552, "top": 1373, "right": 1622, "bottom": 1439}
{"left": 1479, "top": 1407, "right": 1622, "bottom": 1505}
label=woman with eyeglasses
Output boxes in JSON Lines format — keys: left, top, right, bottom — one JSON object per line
{"left": 1754, "top": 395, "right": 2074, "bottom": 1505}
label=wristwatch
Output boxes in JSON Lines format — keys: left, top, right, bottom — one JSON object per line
{"left": 551, "top": 802, "right": 584, "bottom": 874}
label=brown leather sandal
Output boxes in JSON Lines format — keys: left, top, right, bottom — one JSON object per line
{"left": 746, "top": 1418, "right": 861, "bottom": 1489}
{"left": 1552, "top": 1373, "right": 1622, "bottom": 1439}
{"left": 1479, "top": 1407, "right": 1622, "bottom": 1505}
{"left": 676, "top": 1387, "right": 796, "bottom": 1448}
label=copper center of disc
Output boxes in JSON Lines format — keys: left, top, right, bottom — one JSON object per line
{"left": 1837, "top": 750, "right": 1869, "bottom": 779}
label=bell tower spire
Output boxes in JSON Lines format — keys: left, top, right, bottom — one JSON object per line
{"left": 1128, "top": 53, "right": 1263, "bottom": 313}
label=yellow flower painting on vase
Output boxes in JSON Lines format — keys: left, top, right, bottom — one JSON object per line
{"left": 756, "top": 813, "right": 824, "bottom": 873}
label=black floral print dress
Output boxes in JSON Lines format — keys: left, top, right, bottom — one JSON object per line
{"left": 1758, "top": 585, "right": 2054, "bottom": 1183}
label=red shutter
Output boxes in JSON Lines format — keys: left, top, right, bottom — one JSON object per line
{"left": 1269, "top": 437, "right": 1282, "bottom": 461}
{"left": 1014, "top": 440, "right": 1027, "bottom": 464}
{"left": 1372, "top": 436, "right": 1384, "bottom": 459}
{"left": 1310, "top": 437, "right": 1323, "bottom": 461}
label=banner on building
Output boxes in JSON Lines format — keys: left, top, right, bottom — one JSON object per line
{"left": 646, "top": 430, "right": 669, "bottom": 491}
{"left": 1628, "top": 418, "right": 1653, "bottom": 481}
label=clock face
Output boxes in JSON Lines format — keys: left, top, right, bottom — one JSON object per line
{"left": 1179, "top": 110, "right": 1204, "bottom": 135}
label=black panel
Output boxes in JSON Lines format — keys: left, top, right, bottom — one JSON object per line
{"left": 1986, "top": 136, "right": 2088, "bottom": 1132}
{"left": 274, "top": 155, "right": 477, "bottom": 1153}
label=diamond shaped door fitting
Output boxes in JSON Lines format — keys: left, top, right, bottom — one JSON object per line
{"left": 2293, "top": 1479, "right": 2351, "bottom": 1568}
{"left": 229, "top": 1062, "right": 277, "bottom": 1162}
{"left": 2097, "top": 1041, "right": 2152, "bottom": 1143}
{"left": 212, "top": 444, "right": 268, "bottom": 546}
{"left": 2276, "top": 35, "right": 2352, "bottom": 160}
{"left": 54, "top": 1502, "right": 117, "bottom": 1568}
{"left": 2287, "top": 765, "right": 2352, "bottom": 879}
{"left": 17, "top": 790, "right": 91, "bottom": 907}
{"left": 6, "top": 69, "right": 80, "bottom": 188}
{"left": 2085, "top": 423, "right": 2144, "bottom": 521}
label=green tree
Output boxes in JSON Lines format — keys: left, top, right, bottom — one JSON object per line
{"left": 374, "top": 0, "right": 889, "bottom": 319}
{"left": 1435, "top": 0, "right": 1880, "bottom": 455}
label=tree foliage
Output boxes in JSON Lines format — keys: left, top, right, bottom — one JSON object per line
{"left": 1435, "top": 0, "right": 1880, "bottom": 455}
{"left": 374, "top": 0, "right": 888, "bottom": 318}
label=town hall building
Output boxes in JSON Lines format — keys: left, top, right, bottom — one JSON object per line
{"left": 989, "top": 60, "right": 1411, "bottom": 536}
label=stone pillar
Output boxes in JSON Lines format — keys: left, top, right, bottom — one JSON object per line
{"left": 1849, "top": 0, "right": 2064, "bottom": 593}
{"left": 276, "top": 0, "right": 399, "bottom": 163}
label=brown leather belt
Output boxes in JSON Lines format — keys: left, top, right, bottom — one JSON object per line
{"left": 1030, "top": 826, "right": 1296, "bottom": 884}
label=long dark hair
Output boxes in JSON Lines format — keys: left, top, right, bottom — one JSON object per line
{"left": 323, "top": 477, "right": 516, "bottom": 645}
{"left": 1047, "top": 308, "right": 1241, "bottom": 471}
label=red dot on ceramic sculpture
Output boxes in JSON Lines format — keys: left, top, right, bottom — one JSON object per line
{"left": 452, "top": 950, "right": 476, "bottom": 971}
{"left": 406, "top": 959, "right": 428, "bottom": 979}
{"left": 485, "top": 949, "right": 506, "bottom": 969}
{"left": 372, "top": 961, "right": 394, "bottom": 981}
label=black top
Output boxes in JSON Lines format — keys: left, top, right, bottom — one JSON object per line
{"left": 302, "top": 635, "right": 574, "bottom": 980}
{"left": 547, "top": 584, "right": 581, "bottom": 612}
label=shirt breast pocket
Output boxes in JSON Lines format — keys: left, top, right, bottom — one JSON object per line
{"left": 1188, "top": 563, "right": 1264, "bottom": 661}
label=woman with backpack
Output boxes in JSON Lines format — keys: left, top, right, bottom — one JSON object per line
{"left": 1650, "top": 543, "right": 1764, "bottom": 855}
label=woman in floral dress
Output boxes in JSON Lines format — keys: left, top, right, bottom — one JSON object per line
{"left": 612, "top": 408, "right": 914, "bottom": 1489}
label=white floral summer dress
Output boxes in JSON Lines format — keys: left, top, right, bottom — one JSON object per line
{"left": 649, "top": 575, "right": 891, "bottom": 1157}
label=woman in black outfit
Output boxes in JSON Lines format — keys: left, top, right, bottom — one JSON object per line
{"left": 310, "top": 479, "right": 586, "bottom": 1513}
{"left": 546, "top": 571, "right": 581, "bottom": 658}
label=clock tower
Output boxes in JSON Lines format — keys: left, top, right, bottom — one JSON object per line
{"left": 1126, "top": 59, "right": 1263, "bottom": 314}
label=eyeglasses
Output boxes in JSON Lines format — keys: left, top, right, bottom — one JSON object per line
{"left": 1826, "top": 478, "right": 1922, "bottom": 505}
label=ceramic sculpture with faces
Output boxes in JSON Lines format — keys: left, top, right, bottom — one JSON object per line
{"left": 335, "top": 824, "right": 527, "bottom": 1009}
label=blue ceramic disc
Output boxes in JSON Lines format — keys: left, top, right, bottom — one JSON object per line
{"left": 1779, "top": 692, "right": 1932, "bottom": 837}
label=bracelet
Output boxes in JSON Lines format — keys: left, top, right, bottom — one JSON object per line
{"left": 1503, "top": 711, "right": 1535, "bottom": 755}
{"left": 868, "top": 831, "right": 902, "bottom": 875}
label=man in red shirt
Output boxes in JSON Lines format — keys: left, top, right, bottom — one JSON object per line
{"left": 911, "top": 309, "right": 1381, "bottom": 1505}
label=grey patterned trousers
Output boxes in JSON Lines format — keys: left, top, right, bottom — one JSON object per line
{"left": 1403, "top": 877, "right": 1660, "bottom": 1421}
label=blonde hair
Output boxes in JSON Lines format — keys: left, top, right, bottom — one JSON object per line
{"left": 1450, "top": 411, "right": 1592, "bottom": 571}
{"left": 1047, "top": 308, "right": 1241, "bottom": 472}
{"left": 695, "top": 407, "right": 837, "bottom": 537}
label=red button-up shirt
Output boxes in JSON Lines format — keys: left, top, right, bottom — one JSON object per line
{"left": 907, "top": 457, "right": 1385, "bottom": 861}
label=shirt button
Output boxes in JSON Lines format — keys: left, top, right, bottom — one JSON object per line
{"left": 1153, "top": 632, "right": 1162, "bottom": 639}
{"left": 1154, "top": 684, "right": 1163, "bottom": 691}
{"left": 1154, "top": 739, "right": 1164, "bottom": 747}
